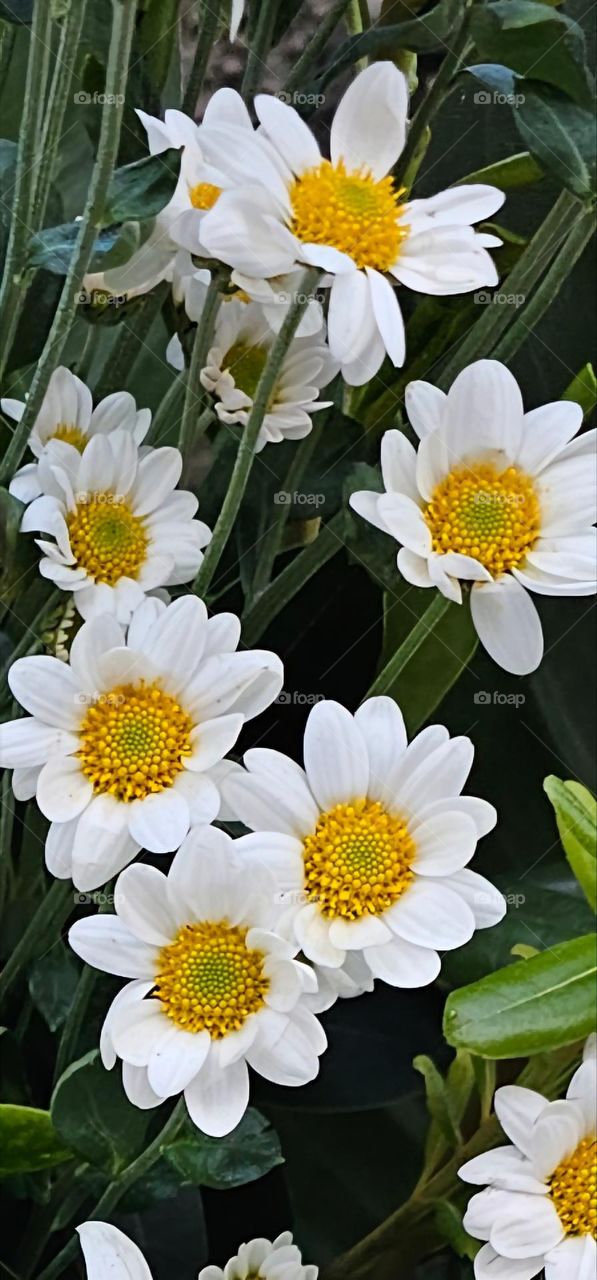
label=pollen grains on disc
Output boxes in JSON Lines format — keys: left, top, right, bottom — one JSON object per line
{"left": 189, "top": 181, "right": 222, "bottom": 210}
{"left": 77, "top": 680, "right": 194, "bottom": 802}
{"left": 289, "top": 159, "right": 408, "bottom": 272}
{"left": 548, "top": 1135, "right": 597, "bottom": 1239}
{"left": 154, "top": 920, "right": 269, "bottom": 1036}
{"left": 424, "top": 461, "right": 541, "bottom": 577}
{"left": 50, "top": 423, "right": 88, "bottom": 450}
{"left": 66, "top": 492, "right": 149, "bottom": 586}
{"left": 302, "top": 797, "right": 416, "bottom": 920}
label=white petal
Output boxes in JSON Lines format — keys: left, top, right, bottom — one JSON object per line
{"left": 473, "top": 1243, "right": 544, "bottom": 1280}
{"left": 494, "top": 1085, "right": 550, "bottom": 1157}
{"left": 397, "top": 547, "right": 433, "bottom": 587}
{"left": 8, "top": 655, "right": 82, "bottom": 728}
{"left": 294, "top": 904, "right": 345, "bottom": 968}
{"left": 148, "top": 1026, "right": 211, "bottom": 1097}
{"left": 328, "top": 915, "right": 392, "bottom": 950}
{"left": 471, "top": 577, "right": 543, "bottom": 675}
{"left": 377, "top": 493, "right": 431, "bottom": 555}
{"left": 114, "top": 864, "right": 176, "bottom": 946}
{"left": 247, "top": 1010, "right": 321, "bottom": 1086}
{"left": 330, "top": 61, "right": 408, "bottom": 178}
{"left": 303, "top": 700, "right": 369, "bottom": 809}
{"left": 354, "top": 695, "right": 407, "bottom": 804}
{"left": 545, "top": 1237, "right": 597, "bottom": 1280}
{"left": 366, "top": 268, "right": 405, "bottom": 367}
{"left": 37, "top": 757, "right": 93, "bottom": 823}
{"left": 446, "top": 868, "right": 506, "bottom": 928}
{"left": 517, "top": 401, "right": 583, "bottom": 475}
{"left": 364, "top": 935, "right": 440, "bottom": 987}
{"left": 131, "top": 448, "right": 182, "bottom": 516}
{"left": 405, "top": 380, "right": 447, "bottom": 439}
{"left": 387, "top": 879, "right": 475, "bottom": 949}
{"left": 187, "top": 714, "right": 243, "bottom": 772}
{"left": 460, "top": 1145, "right": 547, "bottom": 1194}
{"left": 0, "top": 719, "right": 77, "bottom": 769}
{"left": 128, "top": 790, "right": 190, "bottom": 854}
{"left": 255, "top": 94, "right": 320, "bottom": 173}
{"left": 69, "top": 915, "right": 157, "bottom": 978}
{"left": 184, "top": 1054, "right": 249, "bottom": 1137}
{"left": 528, "top": 1099, "right": 584, "bottom": 1180}
{"left": 380, "top": 429, "right": 419, "bottom": 499}
{"left": 407, "top": 184, "right": 504, "bottom": 227}
{"left": 444, "top": 359, "right": 524, "bottom": 462}
{"left": 411, "top": 810, "right": 477, "bottom": 875}
{"left": 77, "top": 1222, "right": 153, "bottom": 1280}
{"left": 490, "top": 1193, "right": 563, "bottom": 1258}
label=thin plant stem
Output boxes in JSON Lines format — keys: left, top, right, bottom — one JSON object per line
{"left": 93, "top": 282, "right": 169, "bottom": 400}
{"left": 35, "top": 0, "right": 90, "bottom": 228}
{"left": 365, "top": 593, "right": 451, "bottom": 699}
{"left": 241, "top": 0, "right": 282, "bottom": 101}
{"left": 53, "top": 887, "right": 114, "bottom": 1085}
{"left": 182, "top": 0, "right": 225, "bottom": 115}
{"left": 178, "top": 275, "right": 225, "bottom": 456}
{"left": 38, "top": 1100, "right": 186, "bottom": 1280}
{"left": 0, "top": 771, "right": 16, "bottom": 917}
{"left": 146, "top": 372, "right": 185, "bottom": 445}
{"left": 0, "top": 0, "right": 140, "bottom": 486}
{"left": 192, "top": 267, "right": 321, "bottom": 598}
{"left": 394, "top": 22, "right": 473, "bottom": 187}
{"left": 251, "top": 417, "right": 325, "bottom": 599}
{"left": 241, "top": 509, "right": 345, "bottom": 644}
{"left": 0, "top": 2, "right": 54, "bottom": 386}
{"left": 0, "top": 589, "right": 63, "bottom": 693}
{"left": 0, "top": 879, "right": 73, "bottom": 1006}
{"left": 285, "top": 0, "right": 353, "bottom": 93}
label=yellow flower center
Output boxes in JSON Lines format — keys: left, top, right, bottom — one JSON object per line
{"left": 154, "top": 921, "right": 269, "bottom": 1036}
{"left": 66, "top": 493, "right": 149, "bottom": 586}
{"left": 424, "top": 462, "right": 541, "bottom": 577}
{"left": 549, "top": 1135, "right": 597, "bottom": 1238}
{"left": 189, "top": 181, "right": 222, "bottom": 210}
{"left": 302, "top": 798, "right": 415, "bottom": 920}
{"left": 50, "top": 424, "right": 88, "bottom": 450}
{"left": 225, "top": 341, "right": 269, "bottom": 400}
{"left": 77, "top": 680, "right": 193, "bottom": 802}
{"left": 289, "top": 159, "right": 408, "bottom": 272}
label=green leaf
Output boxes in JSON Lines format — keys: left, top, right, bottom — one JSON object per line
{"left": 51, "top": 1050, "right": 152, "bottom": 1176}
{"left": 104, "top": 148, "right": 181, "bottom": 223}
{"left": 137, "top": 0, "right": 179, "bottom": 92}
{"left": 444, "top": 933, "right": 597, "bottom": 1058}
{"left": 471, "top": 1, "right": 593, "bottom": 104}
{"left": 418, "top": 1051, "right": 475, "bottom": 1178}
{"left": 380, "top": 590, "right": 478, "bottom": 734}
{"left": 515, "top": 84, "right": 596, "bottom": 196}
{"left": 434, "top": 1200, "right": 477, "bottom": 1260}
{"left": 0, "top": 1105, "right": 71, "bottom": 1176}
{"left": 28, "top": 943, "right": 80, "bottom": 1033}
{"left": 314, "top": 0, "right": 465, "bottom": 87}
{"left": 0, "top": 486, "right": 35, "bottom": 601}
{"left": 455, "top": 151, "right": 544, "bottom": 189}
{"left": 0, "top": 1, "right": 32, "bottom": 21}
{"left": 163, "top": 1108, "right": 283, "bottom": 1189}
{"left": 28, "top": 223, "right": 135, "bottom": 275}
{"left": 562, "top": 363, "right": 597, "bottom": 418}
{"left": 413, "top": 1055, "right": 463, "bottom": 1148}
{"left": 544, "top": 776, "right": 597, "bottom": 911}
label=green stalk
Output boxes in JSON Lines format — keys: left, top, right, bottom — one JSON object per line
{"left": 491, "top": 205, "right": 595, "bottom": 365}
{"left": 0, "top": 771, "right": 16, "bottom": 917}
{"left": 250, "top": 417, "right": 325, "bottom": 600}
{"left": 193, "top": 267, "right": 321, "bottom": 598}
{"left": 0, "top": 0, "right": 140, "bottom": 486}
{"left": 0, "top": 588, "right": 63, "bottom": 693}
{"left": 35, "top": 0, "right": 90, "bottom": 228}
{"left": 182, "top": 0, "right": 225, "bottom": 115}
{"left": 146, "top": 372, "right": 185, "bottom": 445}
{"left": 394, "top": 21, "right": 473, "bottom": 187}
{"left": 285, "top": 0, "right": 353, "bottom": 93}
{"left": 241, "top": 509, "right": 345, "bottom": 644}
{"left": 365, "top": 593, "right": 451, "bottom": 698}
{"left": 38, "top": 1100, "right": 186, "bottom": 1280}
{"left": 0, "top": 879, "right": 72, "bottom": 1006}
{"left": 53, "top": 887, "right": 113, "bottom": 1085}
{"left": 93, "top": 281, "right": 169, "bottom": 401}
{"left": 178, "top": 274, "right": 224, "bottom": 456}
{"left": 241, "top": 0, "right": 282, "bottom": 101}
{"left": 0, "top": 2, "right": 54, "bottom": 386}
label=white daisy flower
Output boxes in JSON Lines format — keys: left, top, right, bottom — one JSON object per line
{"left": 199, "top": 299, "right": 336, "bottom": 450}
{"left": 349, "top": 359, "right": 597, "bottom": 675}
{"left": 0, "top": 596, "right": 283, "bottom": 889}
{"left": 69, "top": 828, "right": 327, "bottom": 1135}
{"left": 19, "top": 429, "right": 212, "bottom": 623}
{"left": 83, "top": 91, "right": 255, "bottom": 303}
{"left": 459, "top": 1034, "right": 597, "bottom": 1280}
{"left": 2, "top": 366, "right": 150, "bottom": 505}
{"left": 77, "top": 1221, "right": 318, "bottom": 1280}
{"left": 199, "top": 62, "right": 504, "bottom": 384}
{"left": 219, "top": 696, "right": 504, "bottom": 984}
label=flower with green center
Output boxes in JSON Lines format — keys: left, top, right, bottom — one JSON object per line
{"left": 221, "top": 696, "right": 503, "bottom": 991}
{"left": 200, "top": 299, "right": 336, "bottom": 451}
{"left": 350, "top": 359, "right": 597, "bottom": 675}
{"left": 69, "top": 828, "right": 326, "bottom": 1135}
{"left": 199, "top": 63, "right": 504, "bottom": 386}
{"left": 19, "top": 428, "right": 212, "bottom": 622}
{"left": 77, "top": 1221, "right": 318, "bottom": 1280}
{"left": 0, "top": 595, "right": 283, "bottom": 889}
{"left": 3, "top": 366, "right": 151, "bottom": 505}
{"left": 460, "top": 1034, "right": 597, "bottom": 1279}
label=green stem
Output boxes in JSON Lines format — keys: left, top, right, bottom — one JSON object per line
{"left": 38, "top": 1100, "right": 186, "bottom": 1280}
{"left": 438, "top": 188, "right": 581, "bottom": 389}
{"left": 182, "top": 0, "right": 224, "bottom": 115}
{"left": 146, "top": 372, "right": 185, "bottom": 445}
{"left": 0, "top": 771, "right": 16, "bottom": 917}
{"left": 0, "top": 2, "right": 53, "bottom": 387}
{"left": 93, "top": 281, "right": 169, "bottom": 401}
{"left": 365, "top": 593, "right": 451, "bottom": 699}
{"left": 0, "top": 879, "right": 72, "bottom": 1007}
{"left": 35, "top": 0, "right": 90, "bottom": 229}
{"left": 250, "top": 417, "right": 325, "bottom": 600}
{"left": 285, "top": 0, "right": 353, "bottom": 93}
{"left": 0, "top": 589, "right": 63, "bottom": 693}
{"left": 491, "top": 205, "right": 595, "bottom": 364}
{"left": 241, "top": 509, "right": 345, "bottom": 644}
{"left": 0, "top": 0, "right": 140, "bottom": 486}
{"left": 192, "top": 267, "right": 320, "bottom": 598}
{"left": 394, "top": 21, "right": 472, "bottom": 187}
{"left": 53, "top": 888, "right": 113, "bottom": 1085}
{"left": 241, "top": 0, "right": 282, "bottom": 101}
{"left": 178, "top": 274, "right": 224, "bottom": 456}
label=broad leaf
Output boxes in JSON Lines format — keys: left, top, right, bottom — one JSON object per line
{"left": 51, "top": 1050, "right": 152, "bottom": 1176}
{"left": 104, "top": 149, "right": 181, "bottom": 224}
{"left": 444, "top": 933, "right": 597, "bottom": 1058}
{"left": 380, "top": 590, "right": 479, "bottom": 734}
{"left": 0, "top": 1104, "right": 71, "bottom": 1176}
{"left": 164, "top": 1108, "right": 283, "bottom": 1189}
{"left": 515, "top": 83, "right": 596, "bottom": 196}
{"left": 562, "top": 363, "right": 597, "bottom": 417}
{"left": 28, "top": 943, "right": 80, "bottom": 1033}
{"left": 315, "top": 0, "right": 465, "bottom": 87}
{"left": 456, "top": 151, "right": 543, "bottom": 189}
{"left": 544, "top": 776, "right": 597, "bottom": 910}
{"left": 471, "top": 0, "right": 593, "bottom": 104}
{"left": 28, "top": 223, "right": 137, "bottom": 275}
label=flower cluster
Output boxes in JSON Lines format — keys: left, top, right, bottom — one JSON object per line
{"left": 77, "top": 1220, "right": 318, "bottom": 1280}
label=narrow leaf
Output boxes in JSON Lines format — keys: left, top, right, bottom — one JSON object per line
{"left": 544, "top": 776, "right": 597, "bottom": 911}
{"left": 0, "top": 1104, "right": 71, "bottom": 1176}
